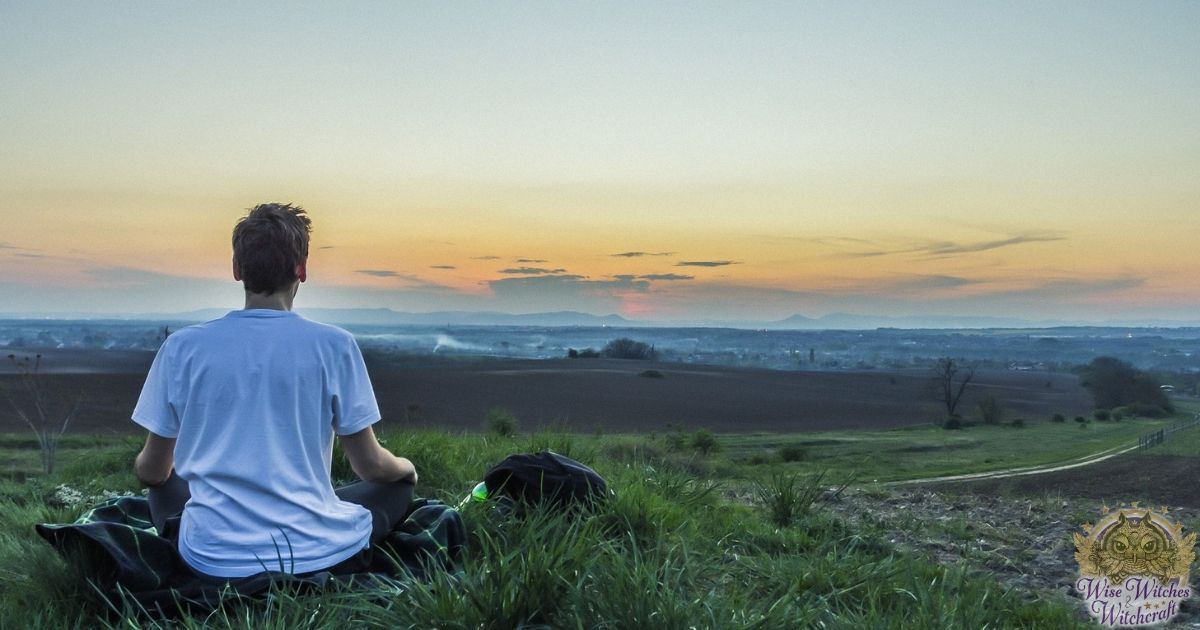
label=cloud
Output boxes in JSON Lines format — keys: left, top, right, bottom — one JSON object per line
{"left": 498, "top": 267, "right": 567, "bottom": 275}
{"left": 840, "top": 231, "right": 1065, "bottom": 259}
{"left": 0, "top": 242, "right": 37, "bottom": 252}
{"left": 354, "top": 269, "right": 455, "bottom": 291}
{"left": 638, "top": 273, "right": 694, "bottom": 281}
{"left": 515, "top": 258, "right": 547, "bottom": 263}
{"left": 675, "top": 260, "right": 739, "bottom": 267}
{"left": 989, "top": 276, "right": 1145, "bottom": 299}
{"left": 920, "top": 233, "right": 1066, "bottom": 257}
{"left": 471, "top": 255, "right": 501, "bottom": 260}
{"left": 857, "top": 275, "right": 980, "bottom": 292}
{"left": 430, "top": 264, "right": 456, "bottom": 270}
{"left": 318, "top": 245, "right": 336, "bottom": 250}
{"left": 610, "top": 251, "right": 675, "bottom": 258}
{"left": 487, "top": 274, "right": 650, "bottom": 312}
{"left": 15, "top": 253, "right": 45, "bottom": 258}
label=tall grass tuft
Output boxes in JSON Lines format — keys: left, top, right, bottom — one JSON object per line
{"left": 754, "top": 469, "right": 829, "bottom": 527}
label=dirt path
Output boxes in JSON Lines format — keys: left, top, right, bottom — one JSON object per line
{"left": 885, "top": 442, "right": 1143, "bottom": 486}
{"left": 887, "top": 414, "right": 1198, "bottom": 487}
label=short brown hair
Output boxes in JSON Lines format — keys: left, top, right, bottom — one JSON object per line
{"left": 232, "top": 203, "right": 313, "bottom": 295}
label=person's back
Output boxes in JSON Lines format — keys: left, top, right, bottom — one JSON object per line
{"left": 132, "top": 202, "right": 417, "bottom": 579}
{"left": 136, "top": 309, "right": 380, "bottom": 575}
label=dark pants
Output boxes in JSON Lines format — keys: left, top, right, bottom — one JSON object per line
{"left": 149, "top": 472, "right": 414, "bottom": 577}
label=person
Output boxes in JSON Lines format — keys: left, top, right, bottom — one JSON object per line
{"left": 131, "top": 202, "right": 417, "bottom": 580}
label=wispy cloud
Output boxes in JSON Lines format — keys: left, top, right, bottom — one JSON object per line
{"left": 471, "top": 255, "right": 501, "bottom": 260}
{"left": 638, "top": 273, "right": 694, "bottom": 281}
{"left": 840, "top": 231, "right": 1065, "bottom": 259}
{"left": 318, "top": 245, "right": 336, "bottom": 250}
{"left": 515, "top": 258, "right": 547, "bottom": 263}
{"left": 489, "top": 274, "right": 648, "bottom": 295}
{"left": 675, "top": 260, "right": 739, "bottom": 267}
{"left": 16, "top": 252, "right": 46, "bottom": 258}
{"left": 610, "top": 251, "right": 675, "bottom": 258}
{"left": 498, "top": 267, "right": 567, "bottom": 275}
{"left": 430, "top": 264, "right": 456, "bottom": 270}
{"left": 851, "top": 274, "right": 981, "bottom": 292}
{"left": 991, "top": 275, "right": 1145, "bottom": 298}
{"left": 354, "top": 269, "right": 454, "bottom": 291}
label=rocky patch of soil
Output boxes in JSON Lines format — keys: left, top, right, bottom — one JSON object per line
{"left": 825, "top": 488, "right": 1200, "bottom": 628}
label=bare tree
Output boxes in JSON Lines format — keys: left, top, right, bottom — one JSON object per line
{"left": 2, "top": 354, "right": 82, "bottom": 474}
{"left": 930, "top": 357, "right": 974, "bottom": 420}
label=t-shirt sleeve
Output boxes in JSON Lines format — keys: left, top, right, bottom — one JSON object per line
{"left": 131, "top": 338, "right": 181, "bottom": 438}
{"left": 332, "top": 334, "right": 382, "bottom": 436}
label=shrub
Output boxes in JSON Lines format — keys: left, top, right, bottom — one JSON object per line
{"left": 1093, "top": 409, "right": 1111, "bottom": 422}
{"left": 1115, "top": 402, "right": 1170, "bottom": 419}
{"left": 663, "top": 424, "right": 689, "bottom": 451}
{"left": 690, "top": 429, "right": 719, "bottom": 455}
{"left": 753, "top": 470, "right": 831, "bottom": 527}
{"left": 1011, "top": 418, "right": 1025, "bottom": 428}
{"left": 977, "top": 394, "right": 1003, "bottom": 425}
{"left": 485, "top": 407, "right": 519, "bottom": 437}
{"left": 1074, "top": 416, "right": 1087, "bottom": 424}
{"left": 1051, "top": 413, "right": 1066, "bottom": 423}
{"left": 747, "top": 453, "right": 770, "bottom": 466}
{"left": 943, "top": 415, "right": 963, "bottom": 430}
{"left": 567, "top": 348, "right": 600, "bottom": 358}
{"left": 777, "top": 444, "right": 806, "bottom": 463}
{"left": 639, "top": 370, "right": 665, "bottom": 379}
{"left": 3, "top": 353, "right": 81, "bottom": 474}
{"left": 601, "top": 338, "right": 657, "bottom": 361}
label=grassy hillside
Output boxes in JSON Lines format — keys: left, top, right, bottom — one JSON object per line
{"left": 0, "top": 428, "right": 1091, "bottom": 628}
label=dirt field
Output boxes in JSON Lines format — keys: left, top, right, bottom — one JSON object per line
{"left": 0, "top": 348, "right": 1094, "bottom": 435}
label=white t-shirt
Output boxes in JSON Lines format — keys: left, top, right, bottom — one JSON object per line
{"left": 131, "top": 308, "right": 380, "bottom": 577}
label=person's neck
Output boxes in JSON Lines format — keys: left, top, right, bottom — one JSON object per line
{"left": 243, "top": 290, "right": 295, "bottom": 311}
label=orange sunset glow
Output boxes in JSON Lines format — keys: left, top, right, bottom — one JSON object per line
{"left": 2, "top": 3, "right": 1198, "bottom": 325}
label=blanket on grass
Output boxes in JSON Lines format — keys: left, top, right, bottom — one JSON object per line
{"left": 35, "top": 495, "right": 465, "bottom": 617}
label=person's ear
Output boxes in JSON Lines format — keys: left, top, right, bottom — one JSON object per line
{"left": 232, "top": 258, "right": 242, "bottom": 281}
{"left": 296, "top": 258, "right": 307, "bottom": 283}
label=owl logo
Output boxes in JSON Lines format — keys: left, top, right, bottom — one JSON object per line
{"left": 1074, "top": 506, "right": 1196, "bottom": 586}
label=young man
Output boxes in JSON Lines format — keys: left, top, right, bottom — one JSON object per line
{"left": 132, "top": 203, "right": 417, "bottom": 579}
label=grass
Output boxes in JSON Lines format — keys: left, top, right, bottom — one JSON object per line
{"left": 720, "top": 414, "right": 1178, "bottom": 483}
{"left": 1134, "top": 399, "right": 1200, "bottom": 457}
{"left": 0, "top": 427, "right": 1094, "bottom": 628}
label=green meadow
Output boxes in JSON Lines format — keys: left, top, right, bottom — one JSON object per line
{"left": 0, "top": 420, "right": 1122, "bottom": 629}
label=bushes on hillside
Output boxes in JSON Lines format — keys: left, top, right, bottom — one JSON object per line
{"left": 1078, "top": 356, "right": 1172, "bottom": 413}
{"left": 1113, "top": 402, "right": 1171, "bottom": 418}
{"left": 601, "top": 338, "right": 658, "bottom": 361}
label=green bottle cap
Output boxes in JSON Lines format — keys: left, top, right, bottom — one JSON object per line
{"left": 471, "top": 481, "right": 488, "bottom": 502}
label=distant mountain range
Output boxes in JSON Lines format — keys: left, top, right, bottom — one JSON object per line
{"left": 1, "top": 307, "right": 1198, "bottom": 330}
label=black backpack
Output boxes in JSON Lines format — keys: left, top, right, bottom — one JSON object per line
{"left": 482, "top": 451, "right": 607, "bottom": 508}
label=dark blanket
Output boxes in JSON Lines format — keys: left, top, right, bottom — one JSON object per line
{"left": 36, "top": 495, "right": 465, "bottom": 617}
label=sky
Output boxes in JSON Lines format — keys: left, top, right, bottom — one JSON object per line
{"left": 1, "top": 2, "right": 1198, "bottom": 324}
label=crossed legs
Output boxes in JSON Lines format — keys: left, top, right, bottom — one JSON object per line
{"left": 147, "top": 472, "right": 415, "bottom": 546}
